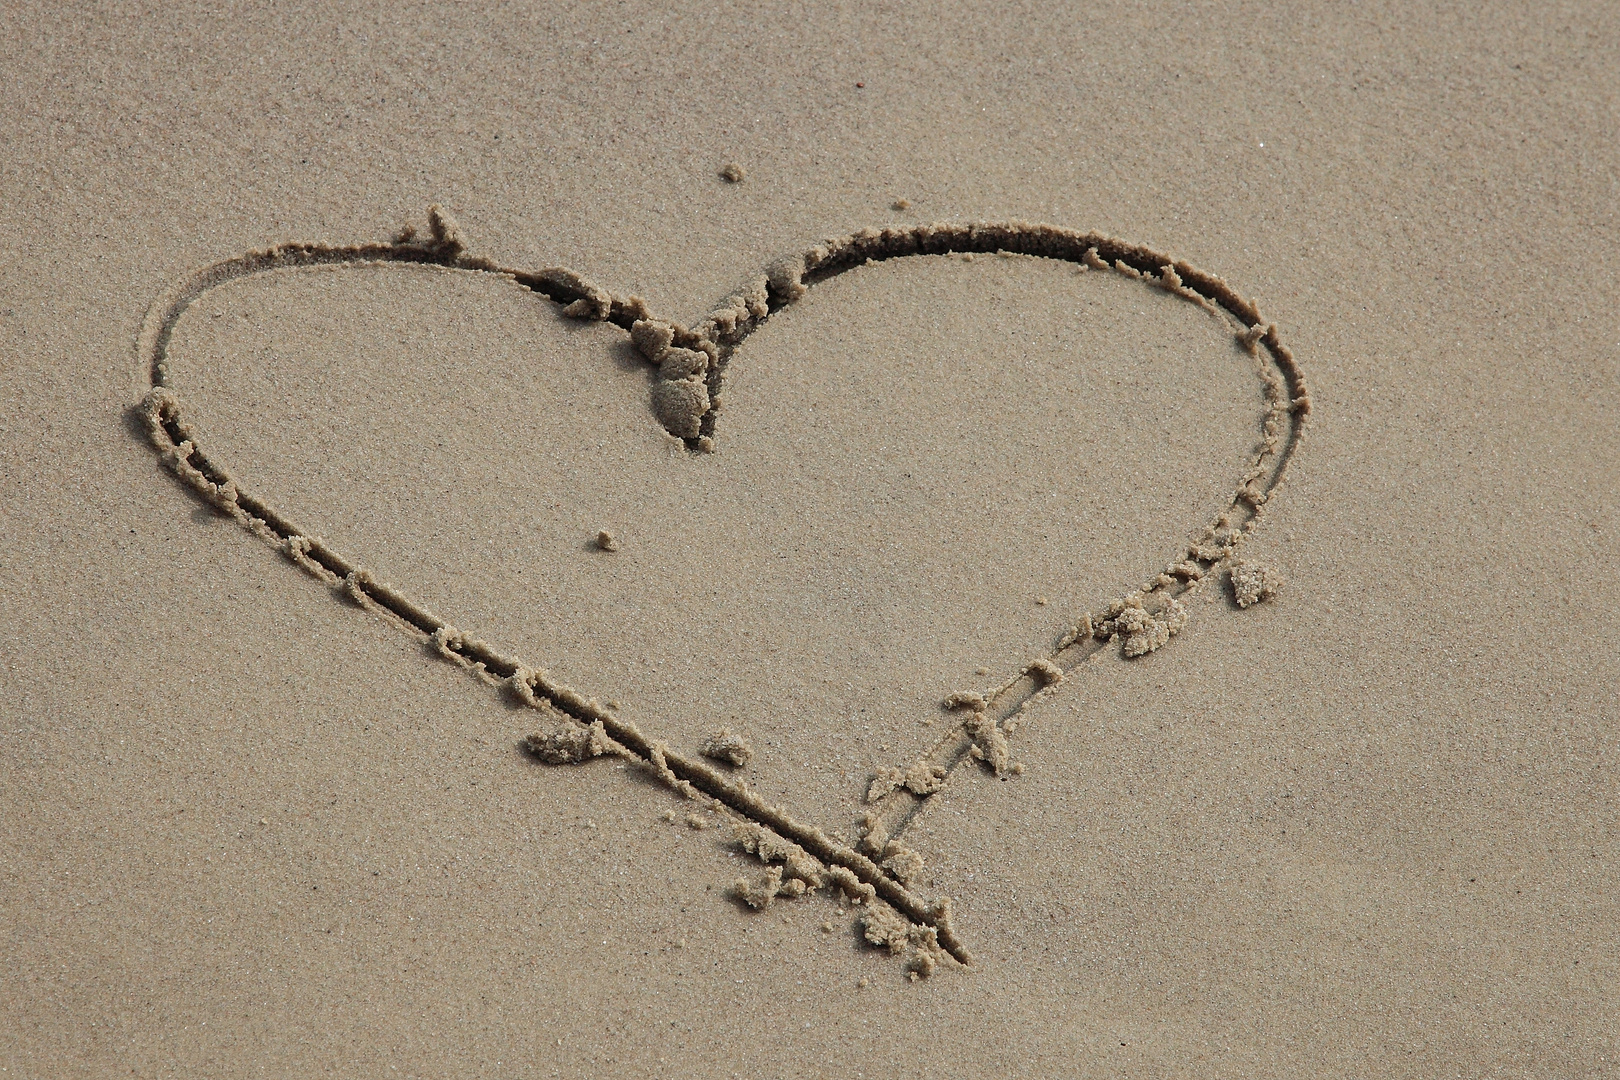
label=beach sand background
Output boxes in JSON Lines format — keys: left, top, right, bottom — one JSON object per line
{"left": 2, "top": 2, "right": 1616, "bottom": 1076}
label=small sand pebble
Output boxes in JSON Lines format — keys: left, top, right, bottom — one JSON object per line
{"left": 596, "top": 530, "right": 619, "bottom": 551}
{"left": 719, "top": 162, "right": 745, "bottom": 183}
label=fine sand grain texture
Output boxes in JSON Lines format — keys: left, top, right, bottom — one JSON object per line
{"left": 2, "top": 3, "right": 1616, "bottom": 1077}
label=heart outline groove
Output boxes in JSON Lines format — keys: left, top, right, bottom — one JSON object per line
{"left": 135, "top": 208, "right": 1310, "bottom": 971}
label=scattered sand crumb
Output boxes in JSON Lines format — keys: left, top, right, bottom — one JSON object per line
{"left": 523, "top": 721, "right": 613, "bottom": 764}
{"left": 719, "top": 162, "right": 746, "bottom": 183}
{"left": 965, "top": 712, "right": 1012, "bottom": 775}
{"left": 867, "top": 767, "right": 905, "bottom": 803}
{"left": 859, "top": 904, "right": 912, "bottom": 952}
{"left": 880, "top": 843, "right": 925, "bottom": 885}
{"left": 595, "top": 530, "right": 618, "bottom": 552}
{"left": 701, "top": 727, "right": 753, "bottom": 768}
{"left": 733, "top": 822, "right": 824, "bottom": 887}
{"left": 1027, "top": 658, "right": 1063, "bottom": 686}
{"left": 903, "top": 760, "right": 947, "bottom": 795}
{"left": 735, "top": 866, "right": 782, "bottom": 910}
{"left": 1230, "top": 560, "right": 1279, "bottom": 608}
{"left": 857, "top": 811, "right": 889, "bottom": 856}
{"left": 1104, "top": 596, "right": 1189, "bottom": 658}
{"left": 867, "top": 760, "right": 947, "bottom": 802}
{"left": 630, "top": 318, "right": 674, "bottom": 361}
{"left": 827, "top": 865, "right": 876, "bottom": 906}
{"left": 1116, "top": 605, "right": 1170, "bottom": 656}
{"left": 859, "top": 904, "right": 943, "bottom": 977}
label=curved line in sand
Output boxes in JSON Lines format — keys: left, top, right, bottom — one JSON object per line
{"left": 133, "top": 210, "right": 1310, "bottom": 968}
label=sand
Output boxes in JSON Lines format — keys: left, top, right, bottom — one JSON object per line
{"left": 2, "top": 3, "right": 1616, "bottom": 1077}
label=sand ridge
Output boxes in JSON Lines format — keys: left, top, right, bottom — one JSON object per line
{"left": 134, "top": 207, "right": 1308, "bottom": 970}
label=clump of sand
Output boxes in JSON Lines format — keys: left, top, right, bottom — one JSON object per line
{"left": 860, "top": 902, "right": 947, "bottom": 978}
{"left": 701, "top": 727, "right": 754, "bottom": 768}
{"left": 964, "top": 712, "right": 1012, "bottom": 775}
{"left": 866, "top": 759, "right": 947, "bottom": 802}
{"left": 1230, "top": 560, "right": 1279, "bottom": 608}
{"left": 732, "top": 822, "right": 824, "bottom": 889}
{"left": 1098, "top": 594, "right": 1189, "bottom": 658}
{"left": 522, "top": 721, "right": 615, "bottom": 764}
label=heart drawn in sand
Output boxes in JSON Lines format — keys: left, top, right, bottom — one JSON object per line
{"left": 136, "top": 208, "right": 1308, "bottom": 969}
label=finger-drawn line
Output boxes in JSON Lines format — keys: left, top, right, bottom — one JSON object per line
{"left": 135, "top": 208, "right": 1308, "bottom": 971}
